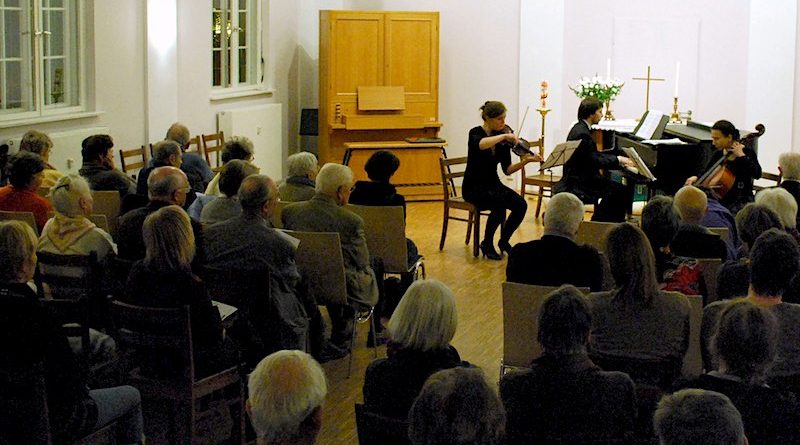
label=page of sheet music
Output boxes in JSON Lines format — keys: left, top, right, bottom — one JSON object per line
{"left": 634, "top": 110, "right": 666, "bottom": 140}
{"left": 621, "top": 147, "right": 656, "bottom": 181}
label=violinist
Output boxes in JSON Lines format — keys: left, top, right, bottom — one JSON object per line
{"left": 685, "top": 120, "right": 762, "bottom": 215}
{"left": 553, "top": 98, "right": 635, "bottom": 222}
{"left": 463, "top": 101, "right": 542, "bottom": 260}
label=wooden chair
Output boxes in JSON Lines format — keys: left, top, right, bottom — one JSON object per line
{"left": 202, "top": 131, "right": 226, "bottom": 172}
{"left": 439, "top": 156, "right": 498, "bottom": 258}
{"left": 707, "top": 226, "right": 730, "bottom": 243}
{"left": 35, "top": 251, "right": 108, "bottom": 330}
{"left": 695, "top": 258, "right": 723, "bottom": 306}
{"left": 754, "top": 171, "right": 782, "bottom": 192}
{"left": 347, "top": 204, "right": 425, "bottom": 277}
{"left": 269, "top": 200, "right": 287, "bottom": 229}
{"left": 354, "top": 403, "right": 410, "bottom": 445}
{"left": 520, "top": 138, "right": 562, "bottom": 219}
{"left": 575, "top": 221, "right": 620, "bottom": 252}
{"left": 287, "top": 230, "right": 377, "bottom": 376}
{"left": 0, "top": 210, "right": 38, "bottom": 235}
{"left": 681, "top": 294, "right": 704, "bottom": 379}
{"left": 111, "top": 301, "right": 245, "bottom": 445}
{"left": 90, "top": 190, "right": 122, "bottom": 236}
{"left": 186, "top": 135, "right": 203, "bottom": 154}
{"left": 118, "top": 145, "right": 148, "bottom": 179}
{"left": 501, "top": 282, "right": 589, "bottom": 376}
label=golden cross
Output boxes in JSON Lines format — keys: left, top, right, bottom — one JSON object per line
{"left": 632, "top": 65, "right": 665, "bottom": 112}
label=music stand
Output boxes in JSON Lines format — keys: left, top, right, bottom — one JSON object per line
{"left": 541, "top": 141, "right": 580, "bottom": 170}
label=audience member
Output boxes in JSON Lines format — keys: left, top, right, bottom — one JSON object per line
{"left": 247, "top": 350, "right": 327, "bottom": 445}
{"left": 654, "top": 389, "right": 746, "bottom": 445}
{"left": 640, "top": 195, "right": 703, "bottom": 295}
{"left": 165, "top": 123, "right": 214, "bottom": 193}
{"left": 135, "top": 140, "right": 183, "bottom": 196}
{"left": 507, "top": 192, "right": 604, "bottom": 291}
{"left": 279, "top": 151, "right": 318, "bottom": 202}
{"left": 116, "top": 166, "right": 203, "bottom": 261}
{"left": 19, "top": 129, "right": 63, "bottom": 188}
{"left": 282, "top": 163, "right": 379, "bottom": 351}
{"left": 671, "top": 185, "right": 730, "bottom": 262}
{"left": 410, "top": 368, "right": 506, "bottom": 445}
{"left": 755, "top": 187, "right": 799, "bottom": 241}
{"left": 683, "top": 301, "right": 800, "bottom": 444}
{"left": 78, "top": 134, "right": 136, "bottom": 197}
{"left": 779, "top": 151, "right": 800, "bottom": 227}
{"left": 0, "top": 151, "right": 53, "bottom": 231}
{"left": 0, "top": 220, "right": 144, "bottom": 445}
{"left": 199, "top": 159, "right": 258, "bottom": 225}
{"left": 588, "top": 223, "right": 691, "bottom": 364}
{"left": 204, "top": 136, "right": 255, "bottom": 197}
{"left": 701, "top": 229, "right": 800, "bottom": 377}
{"left": 363, "top": 279, "right": 468, "bottom": 419}
{"left": 501, "top": 285, "right": 636, "bottom": 444}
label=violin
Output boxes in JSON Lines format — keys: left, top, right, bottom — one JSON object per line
{"left": 696, "top": 123, "right": 765, "bottom": 200}
{"left": 492, "top": 125, "right": 537, "bottom": 158}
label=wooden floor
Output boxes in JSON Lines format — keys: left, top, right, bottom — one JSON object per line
{"left": 316, "top": 196, "right": 548, "bottom": 445}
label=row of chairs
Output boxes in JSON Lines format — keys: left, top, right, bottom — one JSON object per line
{"left": 119, "top": 131, "right": 226, "bottom": 178}
{"left": 4, "top": 189, "right": 122, "bottom": 236}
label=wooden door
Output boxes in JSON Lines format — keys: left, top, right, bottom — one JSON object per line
{"left": 384, "top": 12, "right": 439, "bottom": 106}
{"left": 329, "top": 12, "right": 384, "bottom": 102}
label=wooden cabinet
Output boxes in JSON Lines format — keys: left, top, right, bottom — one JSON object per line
{"left": 319, "top": 10, "right": 441, "bottom": 167}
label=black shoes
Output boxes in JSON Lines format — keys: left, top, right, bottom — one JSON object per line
{"left": 315, "top": 342, "right": 349, "bottom": 363}
{"left": 480, "top": 241, "right": 502, "bottom": 260}
{"left": 498, "top": 240, "right": 513, "bottom": 255}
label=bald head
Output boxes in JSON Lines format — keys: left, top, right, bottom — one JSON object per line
{"left": 238, "top": 174, "right": 277, "bottom": 218}
{"left": 147, "top": 166, "right": 190, "bottom": 206}
{"left": 674, "top": 186, "right": 707, "bottom": 224}
{"left": 165, "top": 123, "right": 191, "bottom": 149}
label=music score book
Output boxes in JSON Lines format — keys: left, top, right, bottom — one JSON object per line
{"left": 621, "top": 147, "right": 657, "bottom": 181}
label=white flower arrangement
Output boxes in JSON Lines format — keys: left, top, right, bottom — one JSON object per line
{"left": 570, "top": 76, "right": 624, "bottom": 103}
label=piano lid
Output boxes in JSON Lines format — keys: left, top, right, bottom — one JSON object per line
{"left": 665, "top": 121, "right": 713, "bottom": 143}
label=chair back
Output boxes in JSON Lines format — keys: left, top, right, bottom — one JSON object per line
{"left": 35, "top": 251, "right": 100, "bottom": 301}
{"left": 440, "top": 156, "right": 467, "bottom": 200}
{"left": 501, "top": 282, "right": 590, "bottom": 372}
{"left": 0, "top": 362, "right": 52, "bottom": 445}
{"left": 41, "top": 297, "right": 92, "bottom": 374}
{"left": 119, "top": 145, "right": 148, "bottom": 177}
{"left": 186, "top": 136, "right": 202, "bottom": 154}
{"left": 0, "top": 210, "right": 38, "bottom": 235}
{"left": 354, "top": 403, "right": 410, "bottom": 445}
{"left": 91, "top": 190, "right": 121, "bottom": 236}
{"left": 108, "top": 255, "right": 136, "bottom": 299}
{"left": 754, "top": 171, "right": 782, "bottom": 192}
{"left": 575, "top": 221, "right": 620, "bottom": 252}
{"left": 590, "top": 353, "right": 682, "bottom": 391}
{"left": 287, "top": 230, "right": 348, "bottom": 306}
{"left": 202, "top": 131, "right": 226, "bottom": 172}
{"left": 681, "top": 294, "right": 703, "bottom": 379}
{"left": 695, "top": 258, "right": 723, "bottom": 306}
{"left": 347, "top": 204, "right": 408, "bottom": 273}
{"left": 707, "top": 226, "right": 730, "bottom": 243}
{"left": 269, "top": 200, "right": 287, "bottom": 229}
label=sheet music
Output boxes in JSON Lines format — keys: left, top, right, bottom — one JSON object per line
{"left": 212, "top": 300, "right": 238, "bottom": 321}
{"left": 621, "top": 147, "right": 656, "bottom": 181}
{"left": 641, "top": 138, "right": 686, "bottom": 145}
{"left": 541, "top": 141, "right": 580, "bottom": 170}
{"left": 634, "top": 110, "right": 666, "bottom": 140}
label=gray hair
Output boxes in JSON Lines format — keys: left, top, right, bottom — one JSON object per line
{"left": 779, "top": 152, "right": 800, "bottom": 180}
{"left": 654, "top": 389, "right": 745, "bottom": 445}
{"left": 165, "top": 123, "right": 190, "bottom": 148}
{"left": 222, "top": 136, "right": 255, "bottom": 163}
{"left": 543, "top": 192, "right": 584, "bottom": 237}
{"left": 755, "top": 187, "right": 798, "bottom": 229}
{"left": 673, "top": 185, "right": 707, "bottom": 224}
{"left": 147, "top": 166, "right": 186, "bottom": 200}
{"left": 238, "top": 174, "right": 274, "bottom": 214}
{"left": 19, "top": 129, "right": 53, "bottom": 156}
{"left": 248, "top": 350, "right": 327, "bottom": 443}
{"left": 315, "top": 163, "right": 353, "bottom": 196}
{"left": 387, "top": 279, "right": 457, "bottom": 351}
{"left": 287, "top": 152, "right": 318, "bottom": 178}
{"left": 151, "top": 140, "right": 182, "bottom": 164}
{"left": 50, "top": 174, "right": 92, "bottom": 217}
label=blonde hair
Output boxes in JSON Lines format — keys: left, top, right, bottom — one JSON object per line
{"left": 0, "top": 220, "right": 38, "bottom": 282}
{"left": 674, "top": 186, "right": 707, "bottom": 224}
{"left": 50, "top": 174, "right": 91, "bottom": 217}
{"left": 142, "top": 206, "right": 195, "bottom": 271}
{"left": 779, "top": 152, "right": 800, "bottom": 180}
{"left": 755, "top": 187, "right": 798, "bottom": 229}
{"left": 387, "top": 279, "right": 458, "bottom": 351}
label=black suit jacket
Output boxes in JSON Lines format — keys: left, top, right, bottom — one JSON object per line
{"left": 554, "top": 121, "right": 621, "bottom": 203}
{"left": 671, "top": 224, "right": 728, "bottom": 262}
{"left": 506, "top": 235, "right": 604, "bottom": 291}
{"left": 782, "top": 181, "right": 800, "bottom": 228}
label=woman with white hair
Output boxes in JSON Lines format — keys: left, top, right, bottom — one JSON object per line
{"left": 278, "top": 151, "right": 318, "bottom": 202}
{"left": 362, "top": 279, "right": 469, "bottom": 419}
{"left": 755, "top": 187, "right": 800, "bottom": 241}
{"left": 19, "top": 129, "right": 63, "bottom": 188}
{"left": 38, "top": 174, "right": 117, "bottom": 262}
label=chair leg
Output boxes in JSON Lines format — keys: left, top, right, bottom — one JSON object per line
{"left": 535, "top": 187, "right": 544, "bottom": 218}
{"left": 347, "top": 310, "right": 358, "bottom": 379}
{"left": 370, "top": 314, "right": 377, "bottom": 359}
{"left": 520, "top": 179, "right": 526, "bottom": 198}
{"left": 439, "top": 206, "right": 449, "bottom": 251}
{"left": 473, "top": 212, "right": 481, "bottom": 257}
{"left": 465, "top": 211, "right": 473, "bottom": 245}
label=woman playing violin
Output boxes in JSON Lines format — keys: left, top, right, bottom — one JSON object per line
{"left": 685, "top": 120, "right": 762, "bottom": 214}
{"left": 463, "top": 101, "right": 542, "bottom": 260}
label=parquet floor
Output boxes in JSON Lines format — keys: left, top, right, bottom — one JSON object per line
{"left": 316, "top": 196, "right": 549, "bottom": 445}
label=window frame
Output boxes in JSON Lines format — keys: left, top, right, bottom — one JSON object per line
{"left": 211, "top": 0, "right": 263, "bottom": 94}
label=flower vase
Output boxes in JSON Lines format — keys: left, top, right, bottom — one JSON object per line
{"left": 603, "top": 100, "right": 615, "bottom": 121}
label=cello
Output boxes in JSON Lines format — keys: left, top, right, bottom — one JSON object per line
{"left": 695, "top": 123, "right": 765, "bottom": 200}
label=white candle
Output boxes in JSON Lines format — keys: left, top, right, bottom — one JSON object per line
{"left": 674, "top": 61, "right": 680, "bottom": 97}
{"left": 606, "top": 58, "right": 612, "bottom": 80}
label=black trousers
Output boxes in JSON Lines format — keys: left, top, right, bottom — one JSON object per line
{"left": 591, "top": 180, "right": 634, "bottom": 223}
{"left": 464, "top": 183, "right": 527, "bottom": 243}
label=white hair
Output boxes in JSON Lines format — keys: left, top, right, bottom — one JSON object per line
{"left": 315, "top": 163, "right": 353, "bottom": 196}
{"left": 387, "top": 279, "right": 458, "bottom": 351}
{"left": 755, "top": 187, "right": 798, "bottom": 229}
{"left": 50, "top": 174, "right": 91, "bottom": 217}
{"left": 248, "top": 350, "right": 327, "bottom": 443}
{"left": 287, "top": 152, "right": 318, "bottom": 178}
{"left": 543, "top": 192, "right": 585, "bottom": 236}
{"left": 779, "top": 152, "right": 800, "bottom": 180}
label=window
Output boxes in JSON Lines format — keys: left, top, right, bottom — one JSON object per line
{"left": 0, "top": 0, "right": 83, "bottom": 121}
{"left": 212, "top": 0, "right": 260, "bottom": 89}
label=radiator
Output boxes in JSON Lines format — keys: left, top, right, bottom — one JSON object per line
{"left": 218, "top": 104, "right": 283, "bottom": 181}
{"left": 5, "top": 127, "right": 109, "bottom": 174}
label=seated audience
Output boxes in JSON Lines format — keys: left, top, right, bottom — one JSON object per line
{"left": 122, "top": 205, "right": 232, "bottom": 376}
{"left": 279, "top": 151, "right": 318, "bottom": 202}
{"left": 683, "top": 301, "right": 800, "bottom": 444}
{"left": 410, "top": 368, "right": 506, "bottom": 445}
{"left": 0, "top": 151, "right": 53, "bottom": 231}
{"left": 282, "top": 163, "right": 379, "bottom": 351}
{"left": 501, "top": 285, "right": 636, "bottom": 445}
{"left": 116, "top": 166, "right": 203, "bottom": 261}
{"left": 204, "top": 136, "right": 255, "bottom": 197}
{"left": 587, "top": 223, "right": 691, "bottom": 364}
{"left": 247, "top": 350, "right": 327, "bottom": 445}
{"left": 779, "top": 151, "right": 800, "bottom": 228}
{"left": 703, "top": 198, "right": 740, "bottom": 254}
{"left": 199, "top": 159, "right": 258, "bottom": 225}
{"left": 654, "top": 389, "right": 746, "bottom": 445}
{"left": 165, "top": 123, "right": 214, "bottom": 193}
{"left": 755, "top": 186, "right": 799, "bottom": 241}
{"left": 671, "top": 185, "right": 730, "bottom": 262}
{"left": 135, "top": 140, "right": 182, "bottom": 196}
{"left": 701, "top": 229, "right": 800, "bottom": 378}
{"left": 641, "top": 195, "right": 703, "bottom": 295}
{"left": 363, "top": 279, "right": 468, "bottom": 419}
{"left": 19, "top": 129, "right": 63, "bottom": 188}
{"left": 0, "top": 221, "right": 144, "bottom": 445}
{"left": 78, "top": 134, "right": 136, "bottom": 197}
{"left": 507, "top": 192, "right": 604, "bottom": 291}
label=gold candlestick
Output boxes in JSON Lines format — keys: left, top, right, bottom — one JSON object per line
{"left": 670, "top": 96, "right": 681, "bottom": 123}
